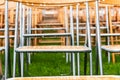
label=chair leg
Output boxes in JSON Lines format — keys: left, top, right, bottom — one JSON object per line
{"left": 8, "top": 49, "right": 12, "bottom": 77}
{"left": 84, "top": 53, "right": 87, "bottom": 75}
{"left": 70, "top": 53, "right": 75, "bottom": 75}
{"left": 28, "top": 53, "right": 31, "bottom": 64}
{"left": 13, "top": 52, "right": 17, "bottom": 77}
{"left": 13, "top": 53, "right": 21, "bottom": 77}
{"left": 26, "top": 54, "right": 29, "bottom": 75}
{"left": 69, "top": 54, "right": 71, "bottom": 62}
{"left": 20, "top": 53, "right": 24, "bottom": 77}
{"left": 108, "top": 52, "right": 111, "bottom": 63}
{"left": 112, "top": 53, "right": 115, "bottom": 63}
{"left": 18, "top": 53, "right": 21, "bottom": 77}
{"left": 66, "top": 53, "right": 69, "bottom": 63}
{"left": 95, "top": 49, "right": 99, "bottom": 75}
{"left": 72, "top": 53, "right": 75, "bottom": 76}
{"left": 89, "top": 52, "right": 92, "bottom": 75}
{"left": 77, "top": 53, "right": 80, "bottom": 75}
{"left": 95, "top": 0, "right": 103, "bottom": 75}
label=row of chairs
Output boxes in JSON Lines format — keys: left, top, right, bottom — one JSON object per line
{"left": 2, "top": 0, "right": 120, "bottom": 79}
{"left": 1, "top": 3, "right": 120, "bottom": 47}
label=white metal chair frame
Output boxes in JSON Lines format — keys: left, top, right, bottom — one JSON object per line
{"left": 3, "top": 0, "right": 10, "bottom": 79}
{"left": 101, "top": 5, "right": 120, "bottom": 66}
{"left": 12, "top": 2, "right": 93, "bottom": 77}
{"left": 75, "top": 2, "right": 92, "bottom": 75}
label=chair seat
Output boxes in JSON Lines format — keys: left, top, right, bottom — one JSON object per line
{"left": 0, "top": 47, "right": 4, "bottom": 51}
{"left": 101, "top": 45, "right": 120, "bottom": 52}
{"left": 15, "top": 46, "right": 91, "bottom": 53}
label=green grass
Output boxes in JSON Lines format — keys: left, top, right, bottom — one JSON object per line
{"left": 28, "top": 53, "right": 71, "bottom": 76}
{"left": 1, "top": 47, "right": 120, "bottom": 77}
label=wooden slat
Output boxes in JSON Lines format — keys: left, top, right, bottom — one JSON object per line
{"left": 36, "top": 23, "right": 63, "bottom": 26}
{"left": 15, "top": 46, "right": 91, "bottom": 52}
{"left": 100, "top": 0, "right": 120, "bottom": 6}
{"left": 24, "top": 3, "right": 73, "bottom": 8}
{"left": 102, "top": 45, "right": 120, "bottom": 52}
{"left": 0, "top": 2, "right": 16, "bottom": 9}
{"left": 107, "top": 6, "right": 115, "bottom": 63}
{"left": 7, "top": 76, "right": 120, "bottom": 80}
{"left": 8, "top": 0, "right": 94, "bottom": 4}
{"left": 0, "top": 0, "right": 4, "bottom": 5}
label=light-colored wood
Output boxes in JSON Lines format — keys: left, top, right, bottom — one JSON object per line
{"left": 102, "top": 45, "right": 120, "bottom": 51}
{"left": 39, "top": 40, "right": 64, "bottom": 44}
{"left": 34, "top": 9, "right": 38, "bottom": 46}
{"left": 0, "top": 0, "right": 4, "bottom": 5}
{"left": 37, "top": 23, "right": 63, "bottom": 26}
{"left": 39, "top": 11, "right": 42, "bottom": 22}
{"left": 16, "top": 46, "right": 91, "bottom": 52}
{"left": 38, "top": 9, "right": 42, "bottom": 41}
{"left": 9, "top": 9, "right": 15, "bottom": 47}
{"left": 31, "top": 8, "right": 40, "bottom": 46}
{"left": 0, "top": 10, "right": 3, "bottom": 47}
{"left": 116, "top": 8, "right": 120, "bottom": 21}
{"left": 24, "top": 4, "right": 69, "bottom": 8}
{"left": 57, "top": 8, "right": 66, "bottom": 46}
{"left": 7, "top": 76, "right": 120, "bottom": 80}
{"left": 0, "top": 10, "right": 3, "bottom": 28}
{"left": 108, "top": 6, "right": 115, "bottom": 63}
{"left": 8, "top": 0, "right": 94, "bottom": 4}
{"left": 9, "top": 9, "right": 14, "bottom": 24}
{"left": 0, "top": 2, "right": 16, "bottom": 9}
{"left": 0, "top": 10, "right": 5, "bottom": 48}
{"left": 100, "top": 0, "right": 120, "bottom": 6}
{"left": 107, "top": 7, "right": 120, "bottom": 63}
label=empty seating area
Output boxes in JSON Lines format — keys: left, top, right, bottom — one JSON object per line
{"left": 0, "top": 0, "right": 120, "bottom": 80}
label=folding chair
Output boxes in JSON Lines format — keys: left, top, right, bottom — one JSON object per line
{"left": 12, "top": 0, "right": 95, "bottom": 77}
{"left": 76, "top": 1, "right": 108, "bottom": 75}
{"left": 94, "top": 0, "right": 120, "bottom": 75}
{"left": 75, "top": 2, "right": 92, "bottom": 75}
{"left": 101, "top": 5, "right": 120, "bottom": 62}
